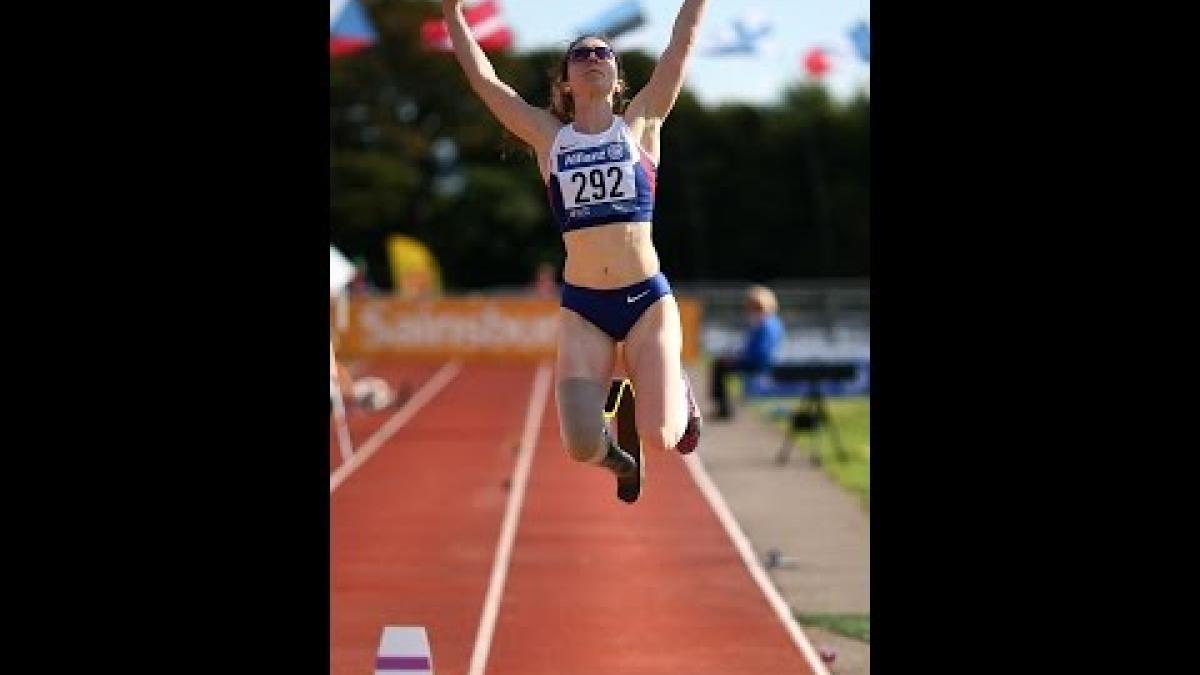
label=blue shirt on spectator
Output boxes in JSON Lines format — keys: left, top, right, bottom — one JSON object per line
{"left": 738, "top": 314, "right": 785, "bottom": 372}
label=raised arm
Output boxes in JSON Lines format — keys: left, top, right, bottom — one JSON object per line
{"left": 625, "top": 0, "right": 708, "bottom": 123}
{"left": 441, "top": 0, "right": 559, "bottom": 149}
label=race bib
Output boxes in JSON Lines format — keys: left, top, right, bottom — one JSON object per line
{"left": 555, "top": 140, "right": 637, "bottom": 212}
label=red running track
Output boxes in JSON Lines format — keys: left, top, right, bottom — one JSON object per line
{"left": 331, "top": 360, "right": 824, "bottom": 675}
{"left": 329, "top": 361, "right": 444, "bottom": 472}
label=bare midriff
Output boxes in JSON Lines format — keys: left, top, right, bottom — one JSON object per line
{"left": 561, "top": 220, "right": 659, "bottom": 289}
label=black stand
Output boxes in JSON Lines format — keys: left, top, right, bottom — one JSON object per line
{"left": 769, "top": 364, "right": 856, "bottom": 466}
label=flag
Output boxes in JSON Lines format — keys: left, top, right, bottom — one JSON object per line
{"left": 701, "top": 10, "right": 774, "bottom": 57}
{"left": 421, "top": 0, "right": 513, "bottom": 53}
{"left": 330, "top": 0, "right": 377, "bottom": 57}
{"left": 386, "top": 235, "right": 442, "bottom": 299}
{"left": 576, "top": 0, "right": 647, "bottom": 42}
{"left": 331, "top": 245, "right": 357, "bottom": 296}
{"left": 847, "top": 20, "right": 870, "bottom": 63}
{"left": 802, "top": 48, "right": 831, "bottom": 78}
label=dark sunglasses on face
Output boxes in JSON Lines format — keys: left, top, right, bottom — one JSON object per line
{"left": 568, "top": 45, "right": 615, "bottom": 62}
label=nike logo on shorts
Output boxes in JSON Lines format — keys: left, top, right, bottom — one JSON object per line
{"left": 627, "top": 290, "right": 650, "bottom": 304}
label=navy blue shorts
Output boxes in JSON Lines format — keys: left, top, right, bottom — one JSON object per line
{"left": 561, "top": 273, "right": 672, "bottom": 341}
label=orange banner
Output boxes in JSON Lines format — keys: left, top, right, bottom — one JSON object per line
{"left": 338, "top": 295, "right": 703, "bottom": 363}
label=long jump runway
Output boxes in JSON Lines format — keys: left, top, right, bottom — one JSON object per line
{"left": 331, "top": 360, "right": 828, "bottom": 674}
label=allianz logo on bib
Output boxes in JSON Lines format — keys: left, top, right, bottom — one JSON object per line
{"left": 560, "top": 142, "right": 626, "bottom": 169}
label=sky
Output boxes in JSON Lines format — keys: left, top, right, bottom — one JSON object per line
{"left": 492, "top": 0, "right": 870, "bottom": 106}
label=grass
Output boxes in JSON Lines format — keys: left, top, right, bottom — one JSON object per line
{"left": 794, "top": 612, "right": 870, "bottom": 643}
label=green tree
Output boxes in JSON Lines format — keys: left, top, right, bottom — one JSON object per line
{"left": 330, "top": 2, "right": 869, "bottom": 289}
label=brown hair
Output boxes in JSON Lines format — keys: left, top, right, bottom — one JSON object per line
{"left": 548, "top": 35, "right": 629, "bottom": 124}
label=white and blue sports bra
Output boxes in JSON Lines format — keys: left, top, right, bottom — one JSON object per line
{"left": 546, "top": 116, "right": 657, "bottom": 233}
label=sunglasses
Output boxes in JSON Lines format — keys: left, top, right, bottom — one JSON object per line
{"left": 568, "top": 45, "right": 616, "bottom": 62}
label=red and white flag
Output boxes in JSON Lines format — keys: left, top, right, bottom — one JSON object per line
{"left": 420, "top": 0, "right": 513, "bottom": 52}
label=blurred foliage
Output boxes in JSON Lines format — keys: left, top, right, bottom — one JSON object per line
{"left": 332, "top": 1, "right": 869, "bottom": 290}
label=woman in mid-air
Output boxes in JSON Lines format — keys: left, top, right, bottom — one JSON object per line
{"left": 441, "top": 0, "right": 708, "bottom": 503}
